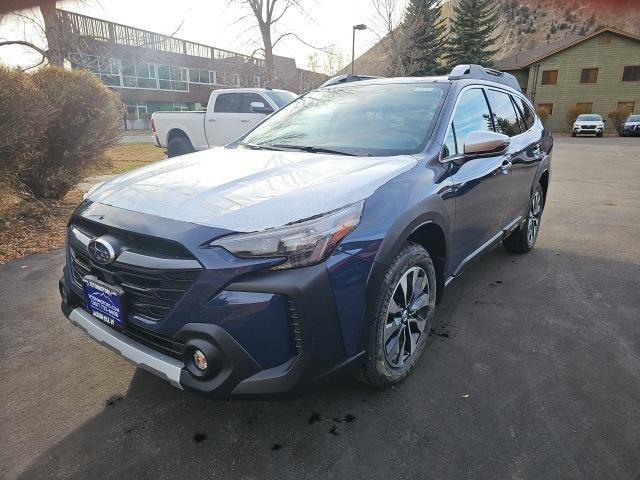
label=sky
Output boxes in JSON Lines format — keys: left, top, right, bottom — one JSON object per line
{"left": 0, "top": 0, "right": 408, "bottom": 72}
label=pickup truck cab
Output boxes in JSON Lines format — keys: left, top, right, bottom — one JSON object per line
{"left": 151, "top": 88, "right": 296, "bottom": 157}
{"left": 61, "top": 65, "right": 551, "bottom": 398}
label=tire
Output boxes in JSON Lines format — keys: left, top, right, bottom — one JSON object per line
{"left": 596, "top": 132, "right": 603, "bottom": 138}
{"left": 355, "top": 242, "right": 437, "bottom": 387}
{"left": 167, "top": 135, "right": 194, "bottom": 157}
{"left": 571, "top": 132, "right": 576, "bottom": 137}
{"left": 503, "top": 182, "right": 545, "bottom": 254}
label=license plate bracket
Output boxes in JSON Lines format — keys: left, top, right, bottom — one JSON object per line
{"left": 83, "top": 275, "right": 126, "bottom": 329}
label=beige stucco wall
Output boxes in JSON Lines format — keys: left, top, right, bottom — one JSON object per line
{"left": 525, "top": 32, "right": 640, "bottom": 133}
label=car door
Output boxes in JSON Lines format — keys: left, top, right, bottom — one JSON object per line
{"left": 206, "top": 92, "right": 244, "bottom": 146}
{"left": 443, "top": 87, "right": 513, "bottom": 273}
{"left": 507, "top": 94, "right": 544, "bottom": 223}
{"left": 239, "top": 93, "right": 273, "bottom": 134}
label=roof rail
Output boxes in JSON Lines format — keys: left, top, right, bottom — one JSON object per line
{"left": 448, "top": 64, "right": 522, "bottom": 93}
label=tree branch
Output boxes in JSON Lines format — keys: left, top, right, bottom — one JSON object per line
{"left": 0, "top": 39, "right": 47, "bottom": 57}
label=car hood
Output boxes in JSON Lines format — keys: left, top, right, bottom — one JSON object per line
{"left": 624, "top": 121, "right": 640, "bottom": 126}
{"left": 86, "top": 147, "right": 417, "bottom": 232}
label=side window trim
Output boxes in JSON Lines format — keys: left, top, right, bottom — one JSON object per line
{"left": 440, "top": 85, "right": 494, "bottom": 162}
{"left": 512, "top": 93, "right": 537, "bottom": 133}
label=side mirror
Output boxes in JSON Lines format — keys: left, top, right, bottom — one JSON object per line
{"left": 463, "top": 131, "right": 510, "bottom": 156}
{"left": 250, "top": 101, "right": 274, "bottom": 115}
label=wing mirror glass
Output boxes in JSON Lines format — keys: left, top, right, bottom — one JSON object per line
{"left": 463, "top": 131, "right": 510, "bottom": 156}
{"left": 250, "top": 101, "right": 274, "bottom": 115}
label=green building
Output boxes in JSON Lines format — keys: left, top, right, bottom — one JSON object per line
{"left": 494, "top": 28, "right": 640, "bottom": 133}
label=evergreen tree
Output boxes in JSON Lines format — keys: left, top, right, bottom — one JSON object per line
{"left": 402, "top": 0, "right": 446, "bottom": 76}
{"left": 444, "top": 0, "right": 500, "bottom": 68}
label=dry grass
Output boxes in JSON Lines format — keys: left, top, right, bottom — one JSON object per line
{"left": 0, "top": 142, "right": 165, "bottom": 263}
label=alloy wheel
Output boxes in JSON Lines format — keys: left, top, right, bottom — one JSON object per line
{"left": 527, "top": 189, "right": 543, "bottom": 247}
{"left": 384, "top": 266, "right": 431, "bottom": 368}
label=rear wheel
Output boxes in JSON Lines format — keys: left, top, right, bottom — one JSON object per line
{"left": 356, "top": 243, "right": 437, "bottom": 387}
{"left": 167, "top": 135, "right": 194, "bottom": 157}
{"left": 503, "top": 182, "right": 544, "bottom": 254}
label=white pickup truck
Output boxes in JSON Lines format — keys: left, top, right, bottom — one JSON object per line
{"left": 151, "top": 88, "right": 296, "bottom": 157}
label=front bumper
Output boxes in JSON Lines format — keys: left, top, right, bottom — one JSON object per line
{"left": 573, "top": 125, "right": 603, "bottom": 135}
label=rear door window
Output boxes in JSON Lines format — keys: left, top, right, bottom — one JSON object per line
{"left": 214, "top": 93, "right": 242, "bottom": 113}
{"left": 513, "top": 95, "right": 536, "bottom": 130}
{"left": 487, "top": 89, "right": 522, "bottom": 137}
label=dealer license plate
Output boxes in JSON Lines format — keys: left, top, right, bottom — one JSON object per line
{"left": 83, "top": 276, "right": 125, "bottom": 328}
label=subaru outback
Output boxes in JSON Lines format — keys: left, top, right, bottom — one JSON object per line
{"left": 60, "top": 64, "right": 552, "bottom": 397}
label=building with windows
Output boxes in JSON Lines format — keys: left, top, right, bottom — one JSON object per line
{"left": 56, "top": 9, "right": 327, "bottom": 128}
{"left": 494, "top": 28, "right": 640, "bottom": 133}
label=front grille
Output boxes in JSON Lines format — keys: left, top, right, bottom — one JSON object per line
{"left": 287, "top": 298, "right": 303, "bottom": 354}
{"left": 69, "top": 246, "right": 200, "bottom": 322}
{"left": 583, "top": 125, "right": 596, "bottom": 129}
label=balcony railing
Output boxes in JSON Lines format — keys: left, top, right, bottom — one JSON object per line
{"left": 57, "top": 9, "right": 265, "bottom": 68}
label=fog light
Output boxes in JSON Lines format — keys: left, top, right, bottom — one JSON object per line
{"left": 193, "top": 349, "right": 208, "bottom": 371}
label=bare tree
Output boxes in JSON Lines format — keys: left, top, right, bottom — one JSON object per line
{"left": 230, "top": 0, "right": 316, "bottom": 86}
{"left": 369, "top": 0, "right": 411, "bottom": 76}
{"left": 0, "top": 0, "right": 64, "bottom": 68}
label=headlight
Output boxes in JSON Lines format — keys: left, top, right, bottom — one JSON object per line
{"left": 210, "top": 201, "right": 364, "bottom": 270}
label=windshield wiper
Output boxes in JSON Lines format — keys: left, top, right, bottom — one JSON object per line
{"left": 236, "top": 142, "right": 286, "bottom": 151}
{"left": 270, "top": 144, "right": 356, "bottom": 156}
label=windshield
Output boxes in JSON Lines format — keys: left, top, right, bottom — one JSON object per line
{"left": 577, "top": 114, "right": 602, "bottom": 121}
{"left": 265, "top": 91, "right": 297, "bottom": 108}
{"left": 627, "top": 115, "right": 640, "bottom": 122}
{"left": 241, "top": 82, "right": 448, "bottom": 156}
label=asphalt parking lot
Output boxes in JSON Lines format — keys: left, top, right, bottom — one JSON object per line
{"left": 1, "top": 136, "right": 639, "bottom": 480}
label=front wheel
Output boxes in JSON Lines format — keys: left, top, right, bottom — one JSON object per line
{"left": 503, "top": 182, "right": 545, "bottom": 254}
{"left": 356, "top": 243, "right": 437, "bottom": 387}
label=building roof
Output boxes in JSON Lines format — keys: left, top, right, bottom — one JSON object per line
{"left": 494, "top": 27, "right": 640, "bottom": 71}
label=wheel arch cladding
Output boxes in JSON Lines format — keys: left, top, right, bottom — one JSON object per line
{"left": 539, "top": 170, "right": 549, "bottom": 202}
{"left": 406, "top": 222, "right": 446, "bottom": 304}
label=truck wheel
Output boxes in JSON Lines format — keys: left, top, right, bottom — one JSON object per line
{"left": 167, "top": 136, "right": 194, "bottom": 157}
{"left": 355, "top": 242, "right": 437, "bottom": 387}
{"left": 503, "top": 182, "right": 544, "bottom": 254}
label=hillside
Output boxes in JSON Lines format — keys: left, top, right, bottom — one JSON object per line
{"left": 346, "top": 0, "right": 640, "bottom": 76}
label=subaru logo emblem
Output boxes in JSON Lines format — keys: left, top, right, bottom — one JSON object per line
{"left": 88, "top": 237, "right": 115, "bottom": 265}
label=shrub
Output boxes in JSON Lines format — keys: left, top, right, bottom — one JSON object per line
{"left": 565, "top": 105, "right": 592, "bottom": 126}
{"left": 24, "top": 67, "right": 122, "bottom": 198}
{"left": 536, "top": 106, "right": 550, "bottom": 124}
{"left": 0, "top": 66, "right": 48, "bottom": 188}
{"left": 608, "top": 108, "right": 628, "bottom": 132}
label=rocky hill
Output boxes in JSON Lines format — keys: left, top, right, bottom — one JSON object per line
{"left": 347, "top": 0, "right": 640, "bottom": 76}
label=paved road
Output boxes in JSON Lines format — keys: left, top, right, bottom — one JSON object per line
{"left": 119, "top": 133, "right": 155, "bottom": 144}
{"left": 1, "top": 137, "right": 639, "bottom": 480}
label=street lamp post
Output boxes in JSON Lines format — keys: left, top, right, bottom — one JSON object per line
{"left": 351, "top": 24, "right": 367, "bottom": 76}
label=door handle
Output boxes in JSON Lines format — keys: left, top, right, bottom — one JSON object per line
{"left": 240, "top": 119, "right": 250, "bottom": 123}
{"left": 208, "top": 119, "right": 215, "bottom": 122}
{"left": 500, "top": 160, "right": 512, "bottom": 174}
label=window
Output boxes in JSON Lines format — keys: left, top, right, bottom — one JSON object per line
{"left": 209, "top": 71, "right": 217, "bottom": 84}
{"left": 265, "top": 90, "right": 296, "bottom": 108}
{"left": 617, "top": 102, "right": 636, "bottom": 115}
{"left": 538, "top": 103, "right": 553, "bottom": 116}
{"left": 242, "top": 93, "right": 269, "bottom": 113}
{"left": 188, "top": 69, "right": 214, "bottom": 84}
{"left": 443, "top": 88, "right": 494, "bottom": 157}
{"left": 158, "top": 65, "right": 188, "bottom": 91}
{"left": 513, "top": 96, "right": 536, "bottom": 130}
{"left": 576, "top": 102, "right": 593, "bottom": 113}
{"left": 233, "top": 74, "right": 241, "bottom": 87}
{"left": 580, "top": 68, "right": 599, "bottom": 84}
{"left": 254, "top": 75, "right": 261, "bottom": 87}
{"left": 622, "top": 65, "right": 640, "bottom": 82}
{"left": 541, "top": 70, "right": 558, "bottom": 85}
{"left": 214, "top": 92, "right": 243, "bottom": 113}
{"left": 487, "top": 89, "right": 522, "bottom": 137}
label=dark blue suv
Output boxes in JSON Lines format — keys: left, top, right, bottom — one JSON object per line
{"left": 60, "top": 65, "right": 552, "bottom": 397}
